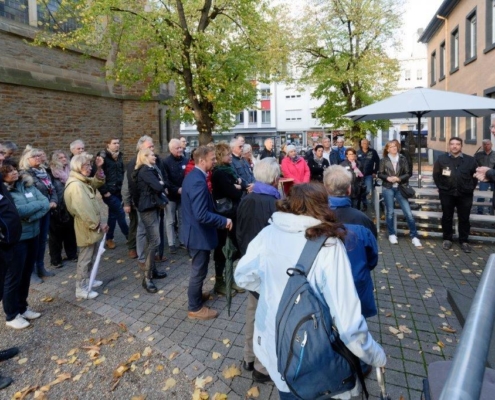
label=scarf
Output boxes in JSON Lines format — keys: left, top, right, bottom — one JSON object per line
{"left": 389, "top": 154, "right": 399, "bottom": 173}
{"left": 51, "top": 163, "right": 70, "bottom": 184}
{"left": 109, "top": 150, "right": 120, "bottom": 161}
{"left": 349, "top": 161, "right": 364, "bottom": 178}
{"left": 213, "top": 164, "right": 238, "bottom": 180}
{"left": 252, "top": 181, "right": 281, "bottom": 199}
{"left": 289, "top": 155, "right": 300, "bottom": 163}
{"left": 313, "top": 156, "right": 324, "bottom": 168}
{"left": 31, "top": 167, "right": 54, "bottom": 192}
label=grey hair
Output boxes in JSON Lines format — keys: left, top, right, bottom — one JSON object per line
{"left": 136, "top": 135, "right": 153, "bottom": 152}
{"left": 2, "top": 141, "right": 17, "bottom": 152}
{"left": 482, "top": 139, "right": 492, "bottom": 145}
{"left": 229, "top": 138, "right": 241, "bottom": 150}
{"left": 336, "top": 136, "right": 345, "bottom": 143}
{"left": 70, "top": 139, "right": 85, "bottom": 151}
{"left": 70, "top": 153, "right": 93, "bottom": 173}
{"left": 168, "top": 138, "right": 181, "bottom": 151}
{"left": 242, "top": 144, "right": 252, "bottom": 154}
{"left": 253, "top": 157, "right": 280, "bottom": 185}
{"left": 323, "top": 165, "right": 352, "bottom": 196}
{"left": 19, "top": 146, "right": 41, "bottom": 170}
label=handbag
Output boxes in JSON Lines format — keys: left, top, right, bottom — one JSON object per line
{"left": 154, "top": 192, "right": 169, "bottom": 209}
{"left": 399, "top": 184, "right": 416, "bottom": 199}
{"left": 215, "top": 197, "right": 233, "bottom": 215}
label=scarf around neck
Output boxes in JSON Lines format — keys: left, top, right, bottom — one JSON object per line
{"left": 252, "top": 181, "right": 281, "bottom": 199}
{"left": 214, "top": 164, "right": 238, "bottom": 180}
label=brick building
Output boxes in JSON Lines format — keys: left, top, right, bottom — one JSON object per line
{"left": 0, "top": 3, "right": 179, "bottom": 161}
{"left": 419, "top": 0, "right": 495, "bottom": 159}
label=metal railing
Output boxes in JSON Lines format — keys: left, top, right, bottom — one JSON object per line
{"left": 439, "top": 254, "right": 495, "bottom": 400}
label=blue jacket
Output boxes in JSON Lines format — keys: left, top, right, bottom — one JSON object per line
{"left": 231, "top": 154, "right": 255, "bottom": 189}
{"left": 329, "top": 147, "right": 346, "bottom": 165}
{"left": 180, "top": 167, "right": 227, "bottom": 250}
{"left": 329, "top": 196, "right": 378, "bottom": 318}
{"left": 9, "top": 175, "right": 50, "bottom": 241}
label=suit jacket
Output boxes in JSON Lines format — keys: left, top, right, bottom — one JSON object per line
{"left": 180, "top": 167, "right": 227, "bottom": 250}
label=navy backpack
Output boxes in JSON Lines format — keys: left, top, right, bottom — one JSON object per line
{"left": 275, "top": 236, "right": 369, "bottom": 399}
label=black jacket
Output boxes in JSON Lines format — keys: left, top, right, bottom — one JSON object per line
{"left": 135, "top": 165, "right": 166, "bottom": 212}
{"left": 49, "top": 173, "right": 72, "bottom": 226}
{"left": 126, "top": 155, "right": 168, "bottom": 207}
{"left": 378, "top": 155, "right": 411, "bottom": 189}
{"left": 357, "top": 148, "right": 380, "bottom": 176}
{"left": 332, "top": 203, "right": 377, "bottom": 238}
{"left": 162, "top": 154, "right": 185, "bottom": 203}
{"left": 211, "top": 167, "right": 243, "bottom": 218}
{"left": 260, "top": 148, "right": 275, "bottom": 160}
{"left": 340, "top": 159, "right": 364, "bottom": 199}
{"left": 98, "top": 150, "right": 125, "bottom": 196}
{"left": 433, "top": 153, "right": 478, "bottom": 196}
{"left": 0, "top": 176, "right": 22, "bottom": 245}
{"left": 308, "top": 157, "right": 329, "bottom": 182}
{"left": 236, "top": 192, "right": 277, "bottom": 256}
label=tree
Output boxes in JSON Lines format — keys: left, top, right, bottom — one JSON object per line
{"left": 295, "top": 0, "right": 404, "bottom": 142}
{"left": 36, "top": 0, "right": 291, "bottom": 144}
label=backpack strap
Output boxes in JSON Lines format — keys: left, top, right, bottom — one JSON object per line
{"left": 295, "top": 235, "right": 327, "bottom": 277}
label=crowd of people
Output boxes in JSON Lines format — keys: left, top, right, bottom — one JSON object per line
{"left": 1, "top": 131, "right": 494, "bottom": 395}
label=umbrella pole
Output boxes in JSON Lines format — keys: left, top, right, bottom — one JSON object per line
{"left": 417, "top": 114, "right": 422, "bottom": 188}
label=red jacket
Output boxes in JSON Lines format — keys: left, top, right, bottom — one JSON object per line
{"left": 281, "top": 157, "right": 310, "bottom": 184}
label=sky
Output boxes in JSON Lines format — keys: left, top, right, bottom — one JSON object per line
{"left": 399, "top": 0, "right": 445, "bottom": 57}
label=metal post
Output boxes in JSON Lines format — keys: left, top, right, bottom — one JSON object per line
{"left": 417, "top": 113, "right": 422, "bottom": 188}
{"left": 439, "top": 254, "right": 495, "bottom": 400}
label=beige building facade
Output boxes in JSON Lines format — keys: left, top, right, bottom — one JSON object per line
{"left": 420, "top": 0, "right": 495, "bottom": 158}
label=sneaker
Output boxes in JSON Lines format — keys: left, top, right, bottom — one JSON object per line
{"left": 0, "top": 347, "right": 19, "bottom": 362}
{"left": 91, "top": 280, "right": 103, "bottom": 288}
{"left": 105, "top": 239, "right": 116, "bottom": 249}
{"left": 6, "top": 314, "right": 30, "bottom": 330}
{"left": 76, "top": 287, "right": 99, "bottom": 300}
{"left": 412, "top": 237, "right": 422, "bottom": 247}
{"left": 22, "top": 309, "right": 41, "bottom": 320}
{"left": 50, "top": 263, "right": 63, "bottom": 269}
{"left": 461, "top": 243, "right": 472, "bottom": 253}
{"left": 389, "top": 235, "right": 398, "bottom": 244}
{"left": 187, "top": 306, "right": 218, "bottom": 320}
{"left": 169, "top": 245, "right": 178, "bottom": 254}
{"left": 443, "top": 240, "right": 453, "bottom": 250}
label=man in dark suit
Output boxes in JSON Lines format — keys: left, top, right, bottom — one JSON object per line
{"left": 180, "top": 146, "right": 232, "bottom": 320}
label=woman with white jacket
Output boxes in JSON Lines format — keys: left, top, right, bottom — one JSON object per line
{"left": 235, "top": 183, "right": 386, "bottom": 399}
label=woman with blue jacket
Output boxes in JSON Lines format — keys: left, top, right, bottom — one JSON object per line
{"left": 1, "top": 160, "right": 50, "bottom": 330}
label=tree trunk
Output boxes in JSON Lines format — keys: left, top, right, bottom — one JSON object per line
{"left": 194, "top": 105, "right": 214, "bottom": 145}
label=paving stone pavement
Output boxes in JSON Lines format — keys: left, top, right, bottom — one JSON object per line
{"left": 32, "top": 211, "right": 495, "bottom": 400}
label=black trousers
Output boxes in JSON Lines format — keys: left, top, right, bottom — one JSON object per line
{"left": 48, "top": 216, "right": 78, "bottom": 264}
{"left": 439, "top": 193, "right": 473, "bottom": 244}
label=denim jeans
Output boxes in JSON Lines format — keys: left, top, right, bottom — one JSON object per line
{"left": 477, "top": 182, "right": 494, "bottom": 214}
{"left": 439, "top": 193, "right": 473, "bottom": 244}
{"left": 165, "top": 201, "right": 182, "bottom": 246}
{"left": 188, "top": 249, "right": 211, "bottom": 311}
{"left": 103, "top": 193, "right": 129, "bottom": 240}
{"left": 35, "top": 212, "right": 50, "bottom": 271}
{"left": 139, "top": 209, "right": 160, "bottom": 271}
{"left": 4, "top": 236, "right": 39, "bottom": 321}
{"left": 383, "top": 187, "right": 418, "bottom": 238}
{"left": 361, "top": 175, "right": 374, "bottom": 205}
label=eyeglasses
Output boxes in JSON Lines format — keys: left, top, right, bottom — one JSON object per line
{"left": 82, "top": 163, "right": 91, "bottom": 168}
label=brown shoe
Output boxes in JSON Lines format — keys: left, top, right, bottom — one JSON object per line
{"left": 155, "top": 255, "right": 167, "bottom": 263}
{"left": 187, "top": 306, "right": 218, "bottom": 320}
{"left": 106, "top": 239, "right": 116, "bottom": 249}
{"left": 138, "top": 261, "right": 146, "bottom": 271}
{"left": 128, "top": 249, "right": 138, "bottom": 259}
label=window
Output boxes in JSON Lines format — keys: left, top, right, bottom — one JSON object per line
{"left": 466, "top": 117, "right": 477, "bottom": 142}
{"left": 261, "top": 110, "right": 271, "bottom": 124}
{"left": 285, "top": 110, "right": 302, "bottom": 121}
{"left": 236, "top": 112, "right": 244, "bottom": 124}
{"left": 451, "top": 27, "right": 459, "bottom": 72}
{"left": 485, "top": 0, "right": 495, "bottom": 51}
{"left": 260, "top": 89, "right": 270, "bottom": 100}
{"left": 285, "top": 94, "right": 301, "bottom": 99}
{"left": 417, "top": 69, "right": 423, "bottom": 80}
{"left": 311, "top": 111, "right": 317, "bottom": 119}
{"left": 405, "top": 70, "right": 411, "bottom": 81}
{"left": 0, "top": 0, "right": 29, "bottom": 25}
{"left": 439, "top": 42, "right": 446, "bottom": 79}
{"left": 451, "top": 117, "right": 460, "bottom": 136}
{"left": 430, "top": 118, "right": 436, "bottom": 140}
{"left": 248, "top": 110, "right": 257, "bottom": 124}
{"left": 440, "top": 117, "right": 446, "bottom": 140}
{"left": 466, "top": 9, "right": 477, "bottom": 62}
{"left": 430, "top": 51, "right": 437, "bottom": 86}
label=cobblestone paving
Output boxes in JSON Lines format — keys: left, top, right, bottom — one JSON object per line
{"left": 33, "top": 210, "right": 494, "bottom": 399}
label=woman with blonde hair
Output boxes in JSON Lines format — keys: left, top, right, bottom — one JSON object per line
{"left": 19, "top": 146, "right": 58, "bottom": 283}
{"left": 64, "top": 153, "right": 107, "bottom": 299}
{"left": 133, "top": 148, "right": 168, "bottom": 293}
{"left": 378, "top": 140, "right": 422, "bottom": 247}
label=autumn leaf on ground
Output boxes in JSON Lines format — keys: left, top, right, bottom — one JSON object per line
{"left": 437, "top": 341, "right": 445, "bottom": 348}
{"left": 168, "top": 351, "right": 179, "bottom": 360}
{"left": 143, "top": 346, "right": 152, "bottom": 357}
{"left": 192, "top": 388, "right": 209, "bottom": 400}
{"left": 380, "top": 269, "right": 389, "bottom": 274}
{"left": 195, "top": 375, "right": 213, "bottom": 389}
{"left": 440, "top": 326, "right": 457, "bottom": 333}
{"left": 113, "top": 365, "right": 130, "bottom": 379}
{"left": 247, "top": 386, "right": 260, "bottom": 398}
{"left": 93, "top": 356, "right": 106, "bottom": 365}
{"left": 212, "top": 352, "right": 221, "bottom": 360}
{"left": 399, "top": 325, "right": 412, "bottom": 334}
{"left": 222, "top": 365, "right": 241, "bottom": 379}
{"left": 41, "top": 297, "right": 54, "bottom": 302}
{"left": 409, "top": 274, "right": 421, "bottom": 280}
{"left": 33, "top": 390, "right": 47, "bottom": 399}
{"left": 213, "top": 393, "right": 228, "bottom": 400}
{"left": 128, "top": 353, "right": 141, "bottom": 363}
{"left": 388, "top": 327, "right": 400, "bottom": 335}
{"left": 432, "top": 346, "right": 442, "bottom": 352}
{"left": 461, "top": 269, "right": 471, "bottom": 274}
{"left": 162, "top": 378, "right": 176, "bottom": 391}
{"left": 18, "top": 358, "right": 28, "bottom": 365}
{"left": 222, "top": 338, "right": 231, "bottom": 346}
{"left": 67, "top": 348, "right": 78, "bottom": 356}
{"left": 173, "top": 367, "right": 180, "bottom": 375}
{"left": 54, "top": 319, "right": 64, "bottom": 326}
{"left": 131, "top": 396, "right": 146, "bottom": 400}
{"left": 13, "top": 386, "right": 37, "bottom": 399}
{"left": 397, "top": 333, "right": 404, "bottom": 340}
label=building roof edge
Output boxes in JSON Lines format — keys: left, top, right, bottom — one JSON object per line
{"left": 418, "top": 0, "right": 462, "bottom": 43}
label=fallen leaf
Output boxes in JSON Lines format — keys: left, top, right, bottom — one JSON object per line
{"left": 144, "top": 326, "right": 151, "bottom": 332}
{"left": 116, "top": 259, "right": 124, "bottom": 264}
{"left": 247, "top": 386, "right": 260, "bottom": 398}
{"left": 127, "top": 337, "right": 135, "bottom": 343}
{"left": 385, "top": 312, "right": 392, "bottom": 317}
{"left": 67, "top": 348, "right": 78, "bottom": 356}
{"left": 399, "top": 325, "right": 412, "bottom": 334}
{"left": 18, "top": 358, "right": 28, "bottom": 365}
{"left": 172, "top": 367, "right": 180, "bottom": 375}
{"left": 64, "top": 324, "right": 72, "bottom": 330}
{"left": 212, "top": 352, "right": 221, "bottom": 360}
{"left": 432, "top": 346, "right": 441, "bottom": 352}
{"left": 119, "top": 323, "right": 128, "bottom": 332}
{"left": 131, "top": 396, "right": 146, "bottom": 400}
{"left": 409, "top": 274, "right": 421, "bottom": 280}
{"left": 380, "top": 268, "right": 389, "bottom": 274}
{"left": 54, "top": 319, "right": 64, "bottom": 326}
{"left": 437, "top": 341, "right": 445, "bottom": 348}
{"left": 93, "top": 356, "right": 106, "bottom": 365}
{"left": 388, "top": 327, "right": 400, "bottom": 335}
{"left": 122, "top": 276, "right": 127, "bottom": 280}
{"left": 103, "top": 289, "right": 109, "bottom": 294}
{"left": 192, "top": 388, "right": 209, "bottom": 400}
{"left": 397, "top": 333, "right": 404, "bottom": 340}
{"left": 195, "top": 375, "right": 213, "bottom": 389}
{"left": 446, "top": 338, "right": 453, "bottom": 343}
{"left": 113, "top": 365, "right": 130, "bottom": 379}
{"left": 162, "top": 378, "right": 176, "bottom": 391}
{"left": 128, "top": 353, "right": 141, "bottom": 363}
{"left": 41, "top": 297, "right": 54, "bottom": 302}
{"left": 91, "top": 328, "right": 98, "bottom": 334}
{"left": 73, "top": 374, "right": 82, "bottom": 382}
{"left": 440, "top": 326, "right": 457, "bottom": 333}
{"left": 222, "top": 365, "right": 241, "bottom": 379}
{"left": 156, "top": 365, "right": 164, "bottom": 371}
{"left": 147, "top": 337, "right": 154, "bottom": 342}
{"left": 143, "top": 347, "right": 152, "bottom": 357}
{"left": 213, "top": 394, "right": 228, "bottom": 400}
{"left": 144, "top": 368, "right": 152, "bottom": 375}
{"left": 168, "top": 351, "right": 179, "bottom": 361}
{"left": 222, "top": 338, "right": 231, "bottom": 346}
{"left": 461, "top": 269, "right": 471, "bottom": 274}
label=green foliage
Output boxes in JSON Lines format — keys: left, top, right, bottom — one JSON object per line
{"left": 296, "top": 0, "right": 404, "bottom": 142}
{"left": 35, "top": 0, "right": 291, "bottom": 144}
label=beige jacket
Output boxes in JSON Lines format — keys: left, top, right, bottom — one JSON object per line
{"left": 64, "top": 171, "right": 105, "bottom": 247}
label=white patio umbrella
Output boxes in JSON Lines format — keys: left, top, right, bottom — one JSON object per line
{"left": 344, "top": 87, "right": 495, "bottom": 187}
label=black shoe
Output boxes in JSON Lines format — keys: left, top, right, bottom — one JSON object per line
{"left": 169, "top": 245, "right": 178, "bottom": 254}
{"left": 0, "top": 375, "right": 13, "bottom": 390}
{"left": 252, "top": 369, "right": 272, "bottom": 383}
{"left": 0, "top": 347, "right": 19, "bottom": 362}
{"left": 51, "top": 263, "right": 63, "bottom": 269}
{"left": 443, "top": 240, "right": 453, "bottom": 250}
{"left": 179, "top": 243, "right": 187, "bottom": 250}
{"left": 152, "top": 268, "right": 168, "bottom": 279}
{"left": 461, "top": 243, "right": 472, "bottom": 253}
{"left": 38, "top": 266, "right": 55, "bottom": 277}
{"left": 142, "top": 278, "right": 158, "bottom": 293}
{"left": 243, "top": 361, "right": 254, "bottom": 371}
